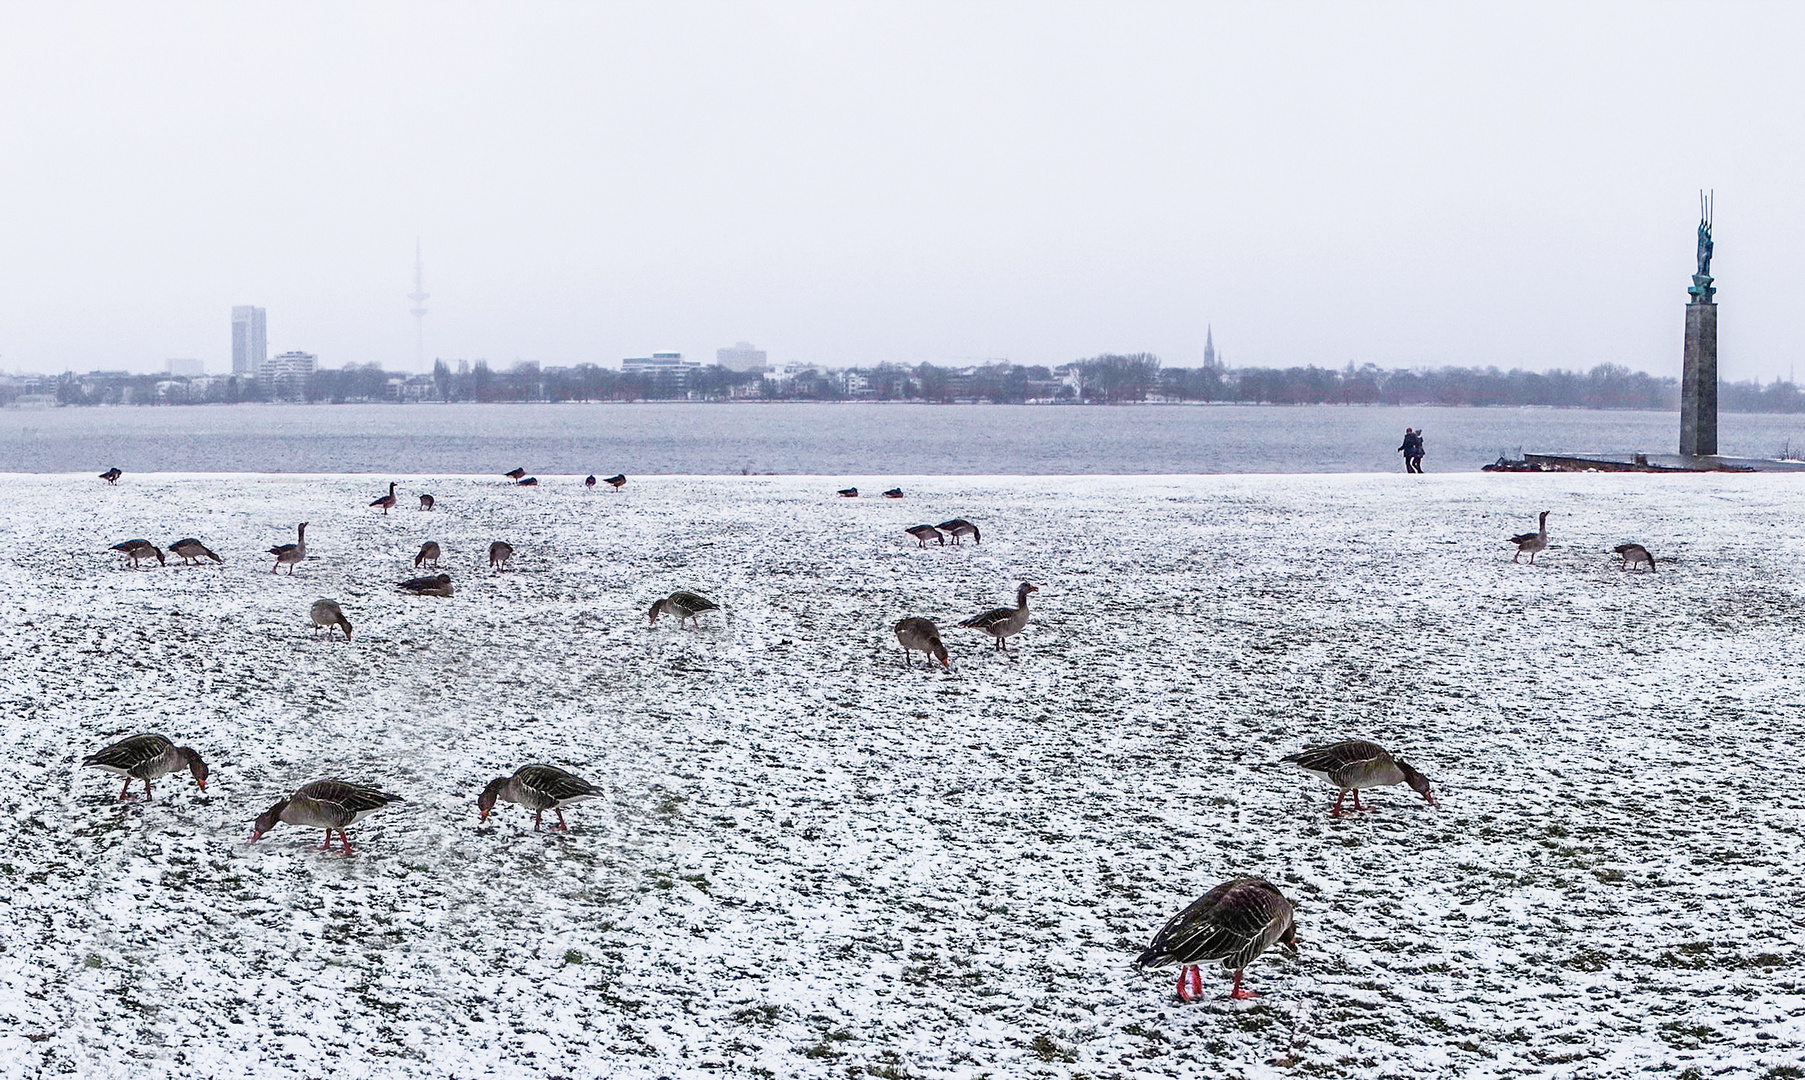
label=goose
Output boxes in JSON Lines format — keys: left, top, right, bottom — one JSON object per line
{"left": 1281, "top": 740, "right": 1436, "bottom": 816}
{"left": 370, "top": 481, "right": 398, "bottom": 515}
{"left": 958, "top": 582, "right": 1037, "bottom": 653}
{"left": 269, "top": 522, "right": 307, "bottom": 575}
{"left": 905, "top": 524, "right": 946, "bottom": 548}
{"left": 414, "top": 541, "right": 441, "bottom": 569}
{"left": 398, "top": 573, "right": 453, "bottom": 597}
{"left": 517, "top": 477, "right": 538, "bottom": 487}
{"left": 585, "top": 475, "right": 597, "bottom": 489}
{"left": 883, "top": 487, "right": 904, "bottom": 499}
{"left": 169, "top": 538, "right": 223, "bottom": 565}
{"left": 504, "top": 468, "right": 526, "bottom": 480}
{"left": 419, "top": 493, "right": 435, "bottom": 511}
{"left": 478, "top": 764, "right": 604, "bottom": 830}
{"left": 1510, "top": 510, "right": 1551, "bottom": 564}
{"left": 1137, "top": 878, "right": 1298, "bottom": 1001}
{"left": 937, "top": 519, "right": 980, "bottom": 545}
{"left": 111, "top": 539, "right": 165, "bottom": 568}
{"left": 649, "top": 591, "right": 719, "bottom": 629}
{"left": 837, "top": 487, "right": 858, "bottom": 498}
{"left": 82, "top": 734, "right": 209, "bottom": 800}
{"left": 309, "top": 599, "right": 353, "bottom": 641}
{"left": 1614, "top": 542, "right": 1655, "bottom": 572}
{"left": 604, "top": 473, "right": 627, "bottom": 491}
{"left": 894, "top": 617, "right": 950, "bottom": 670}
{"left": 248, "top": 779, "right": 402, "bottom": 855}
{"left": 488, "top": 541, "right": 515, "bottom": 569}
{"left": 99, "top": 467, "right": 122, "bottom": 485}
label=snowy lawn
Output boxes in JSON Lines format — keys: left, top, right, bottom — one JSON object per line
{"left": 2, "top": 471, "right": 1804, "bottom": 1079}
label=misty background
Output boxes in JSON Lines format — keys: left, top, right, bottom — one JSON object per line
{"left": 1, "top": 1, "right": 1801, "bottom": 380}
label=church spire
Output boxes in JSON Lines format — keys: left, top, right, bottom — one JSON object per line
{"left": 1204, "top": 324, "right": 1217, "bottom": 369}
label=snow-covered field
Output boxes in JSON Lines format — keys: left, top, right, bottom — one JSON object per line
{"left": 3, "top": 471, "right": 1804, "bottom": 1079}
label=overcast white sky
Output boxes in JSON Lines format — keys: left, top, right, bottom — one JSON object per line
{"left": 1, "top": 1, "right": 1800, "bottom": 379}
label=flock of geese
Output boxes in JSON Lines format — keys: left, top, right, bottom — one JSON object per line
{"left": 90, "top": 470, "right": 1620, "bottom": 1005}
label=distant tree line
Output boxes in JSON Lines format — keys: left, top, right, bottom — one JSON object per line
{"left": 12, "top": 354, "right": 1805, "bottom": 412}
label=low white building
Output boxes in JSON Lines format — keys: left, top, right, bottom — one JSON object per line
{"left": 623, "top": 352, "right": 701, "bottom": 386}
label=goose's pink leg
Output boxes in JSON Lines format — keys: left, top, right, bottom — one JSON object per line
{"left": 1229, "top": 970, "right": 1260, "bottom": 1000}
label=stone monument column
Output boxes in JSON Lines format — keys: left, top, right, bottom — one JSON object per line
{"left": 1680, "top": 193, "right": 1717, "bottom": 457}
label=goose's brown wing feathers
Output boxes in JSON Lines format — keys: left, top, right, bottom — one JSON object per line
{"left": 1281, "top": 739, "right": 1390, "bottom": 779}
{"left": 1138, "top": 878, "right": 1293, "bottom": 971}
{"left": 958, "top": 607, "right": 1014, "bottom": 631}
{"left": 514, "top": 765, "right": 603, "bottom": 808}
{"left": 82, "top": 734, "right": 174, "bottom": 777}
{"left": 294, "top": 779, "right": 403, "bottom": 820}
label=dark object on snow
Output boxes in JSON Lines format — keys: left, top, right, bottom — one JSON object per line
{"left": 398, "top": 572, "right": 453, "bottom": 597}
{"left": 604, "top": 474, "right": 627, "bottom": 490}
{"left": 99, "top": 467, "right": 122, "bottom": 484}
{"left": 837, "top": 487, "right": 858, "bottom": 498}
{"left": 504, "top": 468, "right": 526, "bottom": 479}
{"left": 905, "top": 524, "right": 945, "bottom": 548}
{"left": 516, "top": 477, "right": 538, "bottom": 487}
{"left": 478, "top": 764, "right": 604, "bottom": 830}
{"left": 1137, "top": 878, "right": 1298, "bottom": 1001}
{"left": 937, "top": 518, "right": 980, "bottom": 544}
{"left": 1281, "top": 739, "right": 1436, "bottom": 816}
{"left": 883, "top": 487, "right": 904, "bottom": 498}
{"left": 1613, "top": 543, "right": 1655, "bottom": 572}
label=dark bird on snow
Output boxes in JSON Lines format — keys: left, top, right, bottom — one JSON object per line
{"left": 248, "top": 779, "right": 402, "bottom": 855}
{"left": 894, "top": 617, "right": 950, "bottom": 670}
{"left": 111, "top": 539, "right": 165, "bottom": 568}
{"left": 516, "top": 476, "right": 538, "bottom": 487}
{"left": 1281, "top": 740, "right": 1436, "bottom": 816}
{"left": 489, "top": 541, "right": 515, "bottom": 569}
{"left": 309, "top": 599, "right": 353, "bottom": 641}
{"left": 958, "top": 582, "right": 1037, "bottom": 653}
{"left": 883, "top": 487, "right": 904, "bottom": 499}
{"left": 370, "top": 481, "right": 398, "bottom": 514}
{"left": 269, "top": 522, "right": 307, "bottom": 575}
{"left": 937, "top": 519, "right": 980, "bottom": 545}
{"left": 419, "top": 493, "right": 435, "bottom": 511}
{"left": 585, "top": 475, "right": 597, "bottom": 489}
{"left": 604, "top": 474, "right": 626, "bottom": 490}
{"left": 648, "top": 590, "right": 719, "bottom": 629}
{"left": 1510, "top": 510, "right": 1551, "bottom": 564}
{"left": 837, "top": 487, "right": 858, "bottom": 498}
{"left": 1614, "top": 542, "right": 1655, "bottom": 572}
{"left": 414, "top": 541, "right": 441, "bottom": 568}
{"left": 1137, "top": 878, "right": 1298, "bottom": 1001}
{"left": 504, "top": 468, "right": 526, "bottom": 480}
{"left": 478, "top": 764, "right": 605, "bottom": 830}
{"left": 905, "top": 524, "right": 945, "bottom": 548}
{"left": 99, "top": 467, "right": 122, "bottom": 485}
{"left": 169, "top": 538, "right": 223, "bottom": 565}
{"left": 398, "top": 573, "right": 453, "bottom": 597}
{"left": 82, "top": 734, "right": 209, "bottom": 800}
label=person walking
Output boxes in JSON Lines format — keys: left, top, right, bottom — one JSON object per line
{"left": 1397, "top": 427, "right": 1421, "bottom": 473}
{"left": 1408, "top": 429, "right": 1426, "bottom": 473}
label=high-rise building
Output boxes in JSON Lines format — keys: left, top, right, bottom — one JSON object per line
{"left": 232, "top": 306, "right": 267, "bottom": 376}
{"left": 716, "top": 341, "right": 769, "bottom": 373}
{"left": 259, "top": 350, "right": 316, "bottom": 399}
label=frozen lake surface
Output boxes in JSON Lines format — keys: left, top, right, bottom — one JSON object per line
{"left": 3, "top": 470, "right": 1804, "bottom": 1078}
{"left": 7, "top": 401, "right": 1805, "bottom": 474}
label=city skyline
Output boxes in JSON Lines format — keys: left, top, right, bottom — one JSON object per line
{"left": 2, "top": 3, "right": 1803, "bottom": 381}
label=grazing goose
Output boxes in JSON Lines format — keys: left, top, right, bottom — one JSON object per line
{"left": 585, "top": 474, "right": 597, "bottom": 489}
{"left": 111, "top": 539, "right": 165, "bottom": 568}
{"left": 604, "top": 474, "right": 627, "bottom": 491}
{"left": 488, "top": 541, "right": 515, "bottom": 569}
{"left": 837, "top": 487, "right": 858, "bottom": 498}
{"left": 99, "top": 467, "right": 122, "bottom": 485}
{"left": 309, "top": 599, "right": 353, "bottom": 641}
{"left": 1614, "top": 542, "right": 1655, "bottom": 572}
{"left": 937, "top": 518, "right": 980, "bottom": 545}
{"left": 478, "top": 764, "right": 604, "bottom": 830}
{"left": 648, "top": 590, "right": 720, "bottom": 629}
{"left": 414, "top": 541, "right": 441, "bottom": 569}
{"left": 248, "top": 779, "right": 402, "bottom": 855}
{"left": 169, "top": 538, "right": 223, "bottom": 565}
{"left": 1282, "top": 739, "right": 1436, "bottom": 816}
{"left": 505, "top": 467, "right": 527, "bottom": 480}
{"left": 1137, "top": 878, "right": 1298, "bottom": 1001}
{"left": 894, "top": 617, "right": 950, "bottom": 670}
{"left": 269, "top": 522, "right": 307, "bottom": 575}
{"left": 883, "top": 487, "right": 904, "bottom": 499}
{"left": 398, "top": 573, "right": 453, "bottom": 597}
{"left": 958, "top": 582, "right": 1037, "bottom": 653}
{"left": 517, "top": 476, "right": 538, "bottom": 487}
{"left": 419, "top": 493, "right": 435, "bottom": 511}
{"left": 82, "top": 734, "right": 209, "bottom": 800}
{"left": 1510, "top": 510, "right": 1551, "bottom": 564}
{"left": 905, "top": 524, "right": 946, "bottom": 548}
{"left": 370, "top": 481, "right": 398, "bottom": 515}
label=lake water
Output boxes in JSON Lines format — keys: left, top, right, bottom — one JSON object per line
{"left": 3, "top": 402, "right": 1803, "bottom": 474}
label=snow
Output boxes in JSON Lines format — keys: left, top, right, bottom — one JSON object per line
{"left": 3, "top": 470, "right": 1805, "bottom": 1078}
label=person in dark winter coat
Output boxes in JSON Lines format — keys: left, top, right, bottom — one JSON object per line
{"left": 1398, "top": 428, "right": 1424, "bottom": 473}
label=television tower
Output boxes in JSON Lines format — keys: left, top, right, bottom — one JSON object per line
{"left": 408, "top": 237, "right": 430, "bottom": 371}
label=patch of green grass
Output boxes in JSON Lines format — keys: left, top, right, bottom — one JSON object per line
{"left": 1030, "top": 1034, "right": 1077, "bottom": 1063}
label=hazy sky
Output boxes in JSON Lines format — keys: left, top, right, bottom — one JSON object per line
{"left": 2, "top": 1, "right": 1801, "bottom": 379}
